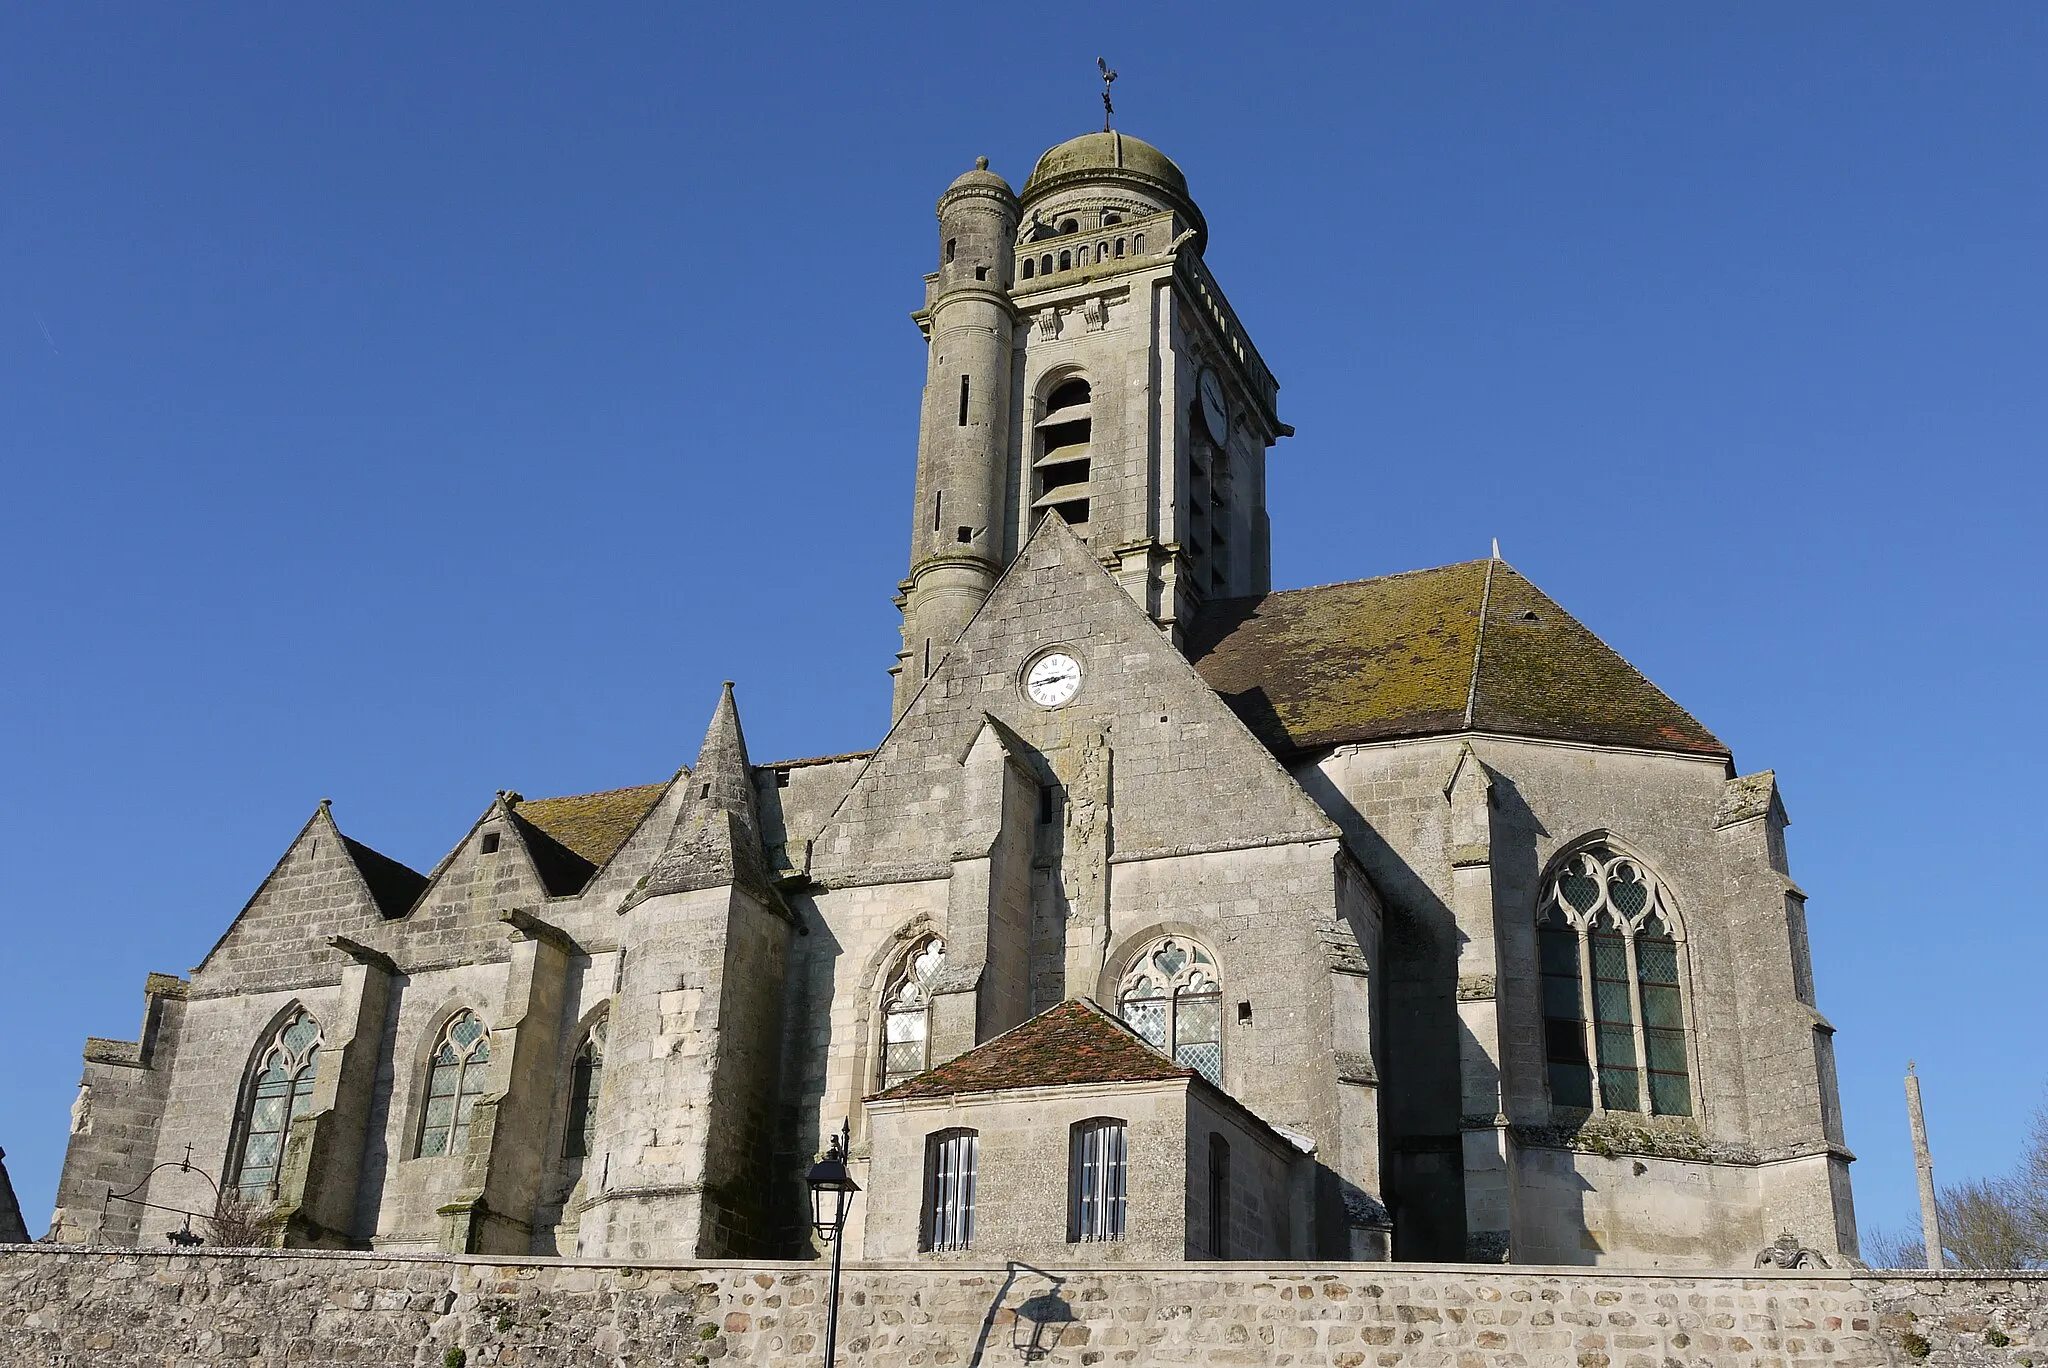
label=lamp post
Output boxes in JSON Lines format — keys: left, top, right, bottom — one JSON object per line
{"left": 805, "top": 1120, "right": 860, "bottom": 1368}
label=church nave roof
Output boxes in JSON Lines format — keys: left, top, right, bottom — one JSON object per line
{"left": 1186, "top": 559, "right": 1728, "bottom": 762}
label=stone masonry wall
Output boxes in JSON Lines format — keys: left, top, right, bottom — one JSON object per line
{"left": 5, "top": 1245, "right": 2046, "bottom": 1367}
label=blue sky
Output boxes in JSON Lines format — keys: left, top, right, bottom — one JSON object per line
{"left": 3, "top": 3, "right": 2042, "bottom": 1247}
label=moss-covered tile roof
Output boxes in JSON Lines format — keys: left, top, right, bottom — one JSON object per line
{"left": 513, "top": 782, "right": 669, "bottom": 869}
{"left": 1187, "top": 560, "right": 1726, "bottom": 761}
{"left": 870, "top": 998, "right": 1190, "bottom": 1102}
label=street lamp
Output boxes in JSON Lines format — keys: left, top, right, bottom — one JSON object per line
{"left": 805, "top": 1120, "right": 861, "bottom": 1368}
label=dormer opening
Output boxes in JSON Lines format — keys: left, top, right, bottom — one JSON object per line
{"left": 1033, "top": 376, "right": 1093, "bottom": 535}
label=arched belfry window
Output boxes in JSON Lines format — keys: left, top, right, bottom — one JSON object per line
{"left": 1538, "top": 846, "right": 1692, "bottom": 1117}
{"left": 880, "top": 937, "right": 947, "bottom": 1091}
{"left": 564, "top": 1019, "right": 605, "bottom": 1159}
{"left": 1033, "top": 376, "right": 1093, "bottom": 532}
{"left": 233, "top": 1007, "right": 323, "bottom": 1197}
{"left": 419, "top": 1010, "right": 492, "bottom": 1157}
{"left": 1117, "top": 937, "right": 1223, "bottom": 1086}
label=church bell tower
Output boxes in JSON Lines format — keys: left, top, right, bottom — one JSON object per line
{"left": 893, "top": 131, "right": 1288, "bottom": 716}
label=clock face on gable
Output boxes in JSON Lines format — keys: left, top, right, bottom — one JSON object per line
{"left": 1024, "top": 651, "right": 1082, "bottom": 708}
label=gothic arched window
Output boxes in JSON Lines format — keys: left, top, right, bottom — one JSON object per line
{"left": 233, "top": 1007, "right": 323, "bottom": 1197}
{"left": 1537, "top": 846, "right": 1692, "bottom": 1117}
{"left": 879, "top": 938, "right": 947, "bottom": 1092}
{"left": 418, "top": 1010, "right": 491, "bottom": 1157}
{"left": 564, "top": 1020, "right": 605, "bottom": 1159}
{"left": 1117, "top": 937, "right": 1223, "bottom": 1086}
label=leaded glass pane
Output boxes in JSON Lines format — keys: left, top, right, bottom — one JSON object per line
{"left": 1120, "top": 995, "right": 1166, "bottom": 1052}
{"left": 1591, "top": 925, "right": 1640, "bottom": 1111}
{"left": 1175, "top": 988, "right": 1222, "bottom": 1086}
{"left": 1559, "top": 868, "right": 1600, "bottom": 913}
{"left": 1152, "top": 942, "right": 1187, "bottom": 978}
{"left": 282, "top": 1013, "right": 320, "bottom": 1056}
{"left": 1608, "top": 867, "right": 1648, "bottom": 917}
{"left": 288, "top": 1070, "right": 318, "bottom": 1121}
{"left": 1637, "top": 927, "right": 1689, "bottom": 1115}
{"left": 451, "top": 1014, "right": 484, "bottom": 1051}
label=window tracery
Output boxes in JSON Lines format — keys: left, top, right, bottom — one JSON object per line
{"left": 880, "top": 937, "right": 946, "bottom": 1091}
{"left": 233, "top": 1007, "right": 323, "bottom": 1198}
{"left": 419, "top": 1010, "right": 491, "bottom": 1157}
{"left": 1537, "top": 845, "right": 1691, "bottom": 1116}
{"left": 1116, "top": 936, "right": 1222, "bottom": 1086}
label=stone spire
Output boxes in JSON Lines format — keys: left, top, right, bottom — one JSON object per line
{"left": 635, "top": 683, "right": 781, "bottom": 908}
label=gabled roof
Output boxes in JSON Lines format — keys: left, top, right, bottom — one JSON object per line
{"left": 870, "top": 998, "right": 1190, "bottom": 1102}
{"left": 513, "top": 782, "right": 669, "bottom": 869}
{"left": 1186, "top": 560, "right": 1727, "bottom": 761}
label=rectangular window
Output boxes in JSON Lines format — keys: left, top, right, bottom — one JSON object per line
{"left": 958, "top": 374, "right": 970, "bottom": 426}
{"left": 479, "top": 831, "right": 500, "bottom": 854}
{"left": 923, "top": 1129, "right": 977, "bottom": 1251}
{"left": 1068, "top": 1119, "right": 1127, "bottom": 1241}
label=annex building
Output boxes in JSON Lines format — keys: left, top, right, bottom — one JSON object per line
{"left": 50, "top": 125, "right": 1857, "bottom": 1272}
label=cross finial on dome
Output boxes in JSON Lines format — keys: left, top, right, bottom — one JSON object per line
{"left": 1097, "top": 57, "right": 1118, "bottom": 133}
{"left": 976, "top": 156, "right": 989, "bottom": 170}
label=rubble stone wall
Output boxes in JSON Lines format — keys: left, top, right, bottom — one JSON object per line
{"left": 5, "top": 1244, "right": 2046, "bottom": 1367}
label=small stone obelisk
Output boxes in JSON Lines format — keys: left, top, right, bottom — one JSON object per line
{"left": 1906, "top": 1062, "right": 1943, "bottom": 1270}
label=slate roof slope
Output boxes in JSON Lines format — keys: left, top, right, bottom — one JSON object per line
{"left": 1186, "top": 559, "right": 1727, "bottom": 761}
{"left": 871, "top": 998, "right": 1190, "bottom": 1102}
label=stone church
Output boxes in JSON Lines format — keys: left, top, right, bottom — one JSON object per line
{"left": 51, "top": 126, "right": 1857, "bottom": 1271}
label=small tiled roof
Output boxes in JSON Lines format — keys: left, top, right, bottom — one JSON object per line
{"left": 1186, "top": 560, "right": 1726, "bottom": 761}
{"left": 513, "top": 782, "right": 668, "bottom": 869}
{"left": 871, "top": 998, "right": 1190, "bottom": 1102}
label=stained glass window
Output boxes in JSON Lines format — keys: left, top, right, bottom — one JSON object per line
{"left": 565, "top": 1020, "right": 605, "bottom": 1159}
{"left": 1069, "top": 1118, "right": 1127, "bottom": 1242}
{"left": 1636, "top": 915, "right": 1690, "bottom": 1117}
{"left": 880, "top": 938, "right": 946, "bottom": 1091}
{"left": 1538, "top": 903, "right": 1593, "bottom": 1108}
{"left": 1537, "top": 845, "right": 1692, "bottom": 1117}
{"left": 234, "top": 1008, "right": 323, "bottom": 1198}
{"left": 419, "top": 1010, "right": 491, "bottom": 1158}
{"left": 1116, "top": 937, "right": 1223, "bottom": 1087}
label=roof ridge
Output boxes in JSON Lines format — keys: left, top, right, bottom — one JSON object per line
{"left": 1213, "top": 558, "right": 1499, "bottom": 606}
{"left": 517, "top": 779, "right": 670, "bottom": 807}
{"left": 1463, "top": 558, "right": 1498, "bottom": 729}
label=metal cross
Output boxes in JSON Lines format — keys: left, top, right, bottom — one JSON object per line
{"left": 1098, "top": 57, "right": 1118, "bottom": 132}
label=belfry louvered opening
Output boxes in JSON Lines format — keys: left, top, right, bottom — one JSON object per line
{"left": 1033, "top": 377, "right": 1093, "bottom": 533}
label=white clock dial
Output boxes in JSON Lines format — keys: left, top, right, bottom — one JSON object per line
{"left": 1198, "top": 367, "right": 1229, "bottom": 441}
{"left": 1025, "top": 652, "right": 1082, "bottom": 707}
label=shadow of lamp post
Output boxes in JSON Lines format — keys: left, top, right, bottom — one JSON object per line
{"left": 1013, "top": 1286, "right": 1078, "bottom": 1361}
{"left": 805, "top": 1120, "right": 861, "bottom": 1368}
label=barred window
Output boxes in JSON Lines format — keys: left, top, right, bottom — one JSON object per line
{"left": 1537, "top": 846, "right": 1692, "bottom": 1117}
{"left": 564, "top": 1020, "right": 605, "bottom": 1159}
{"left": 1068, "top": 1118, "right": 1128, "bottom": 1242}
{"left": 922, "top": 1128, "right": 978, "bottom": 1252}
{"left": 233, "top": 1007, "right": 323, "bottom": 1198}
{"left": 1116, "top": 937, "right": 1222, "bottom": 1085}
{"left": 418, "top": 1010, "right": 491, "bottom": 1157}
{"left": 880, "top": 938, "right": 947, "bottom": 1091}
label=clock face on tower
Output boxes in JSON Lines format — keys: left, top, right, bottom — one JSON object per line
{"left": 1198, "top": 367, "right": 1229, "bottom": 442}
{"left": 1024, "top": 651, "right": 1082, "bottom": 708}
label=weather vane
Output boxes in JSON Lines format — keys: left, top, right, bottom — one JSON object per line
{"left": 1097, "top": 57, "right": 1118, "bottom": 132}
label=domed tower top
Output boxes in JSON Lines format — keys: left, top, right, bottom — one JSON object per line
{"left": 1019, "top": 130, "right": 1205, "bottom": 247}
